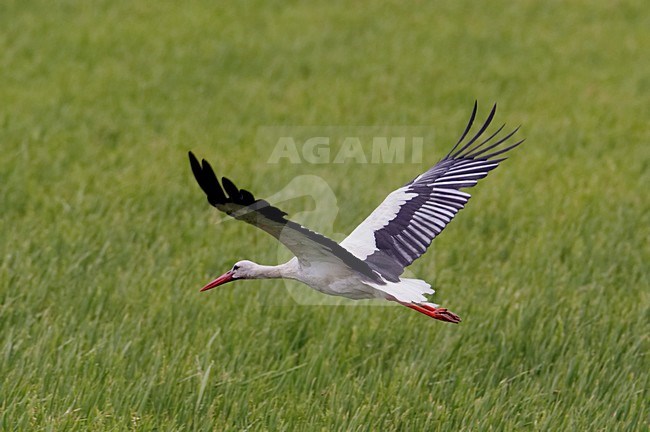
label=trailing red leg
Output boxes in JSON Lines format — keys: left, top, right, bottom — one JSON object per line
{"left": 401, "top": 302, "right": 462, "bottom": 323}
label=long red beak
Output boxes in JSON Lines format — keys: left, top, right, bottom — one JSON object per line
{"left": 200, "top": 271, "right": 235, "bottom": 292}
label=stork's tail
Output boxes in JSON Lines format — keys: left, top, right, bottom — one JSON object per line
{"left": 370, "top": 278, "right": 434, "bottom": 303}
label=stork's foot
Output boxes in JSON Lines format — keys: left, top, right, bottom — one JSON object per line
{"left": 403, "top": 302, "right": 462, "bottom": 324}
{"left": 428, "top": 306, "right": 462, "bottom": 324}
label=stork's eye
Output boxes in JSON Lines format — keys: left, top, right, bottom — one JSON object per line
{"left": 232, "top": 265, "right": 239, "bottom": 271}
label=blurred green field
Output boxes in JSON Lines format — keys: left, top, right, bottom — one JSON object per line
{"left": 1, "top": 0, "right": 648, "bottom": 430}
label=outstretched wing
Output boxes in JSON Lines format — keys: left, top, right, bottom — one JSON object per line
{"left": 340, "top": 102, "right": 524, "bottom": 282}
{"left": 188, "top": 152, "right": 383, "bottom": 283}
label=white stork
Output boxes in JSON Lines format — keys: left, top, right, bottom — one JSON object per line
{"left": 189, "top": 103, "right": 523, "bottom": 323}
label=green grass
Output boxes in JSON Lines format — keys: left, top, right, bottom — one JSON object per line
{"left": 1, "top": 0, "right": 648, "bottom": 430}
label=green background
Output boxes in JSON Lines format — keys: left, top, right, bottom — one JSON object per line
{"left": 1, "top": 1, "right": 648, "bottom": 430}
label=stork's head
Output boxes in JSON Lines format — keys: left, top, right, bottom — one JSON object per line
{"left": 199, "top": 260, "right": 259, "bottom": 292}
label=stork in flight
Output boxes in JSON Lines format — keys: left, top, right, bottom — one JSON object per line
{"left": 189, "top": 103, "right": 523, "bottom": 323}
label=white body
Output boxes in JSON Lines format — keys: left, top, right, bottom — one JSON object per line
{"left": 239, "top": 258, "right": 436, "bottom": 304}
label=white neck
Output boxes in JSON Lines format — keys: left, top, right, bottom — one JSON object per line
{"left": 248, "top": 260, "right": 298, "bottom": 280}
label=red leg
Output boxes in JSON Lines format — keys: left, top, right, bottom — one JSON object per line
{"left": 401, "top": 302, "right": 462, "bottom": 324}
